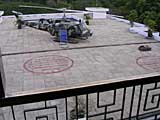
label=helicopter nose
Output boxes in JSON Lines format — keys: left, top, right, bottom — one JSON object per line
{"left": 90, "top": 31, "right": 93, "bottom": 36}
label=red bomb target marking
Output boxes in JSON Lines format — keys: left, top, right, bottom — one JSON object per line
{"left": 24, "top": 55, "right": 73, "bottom": 74}
{"left": 136, "top": 56, "right": 160, "bottom": 72}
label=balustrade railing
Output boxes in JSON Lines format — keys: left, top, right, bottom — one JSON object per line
{"left": 1, "top": 74, "right": 160, "bottom": 120}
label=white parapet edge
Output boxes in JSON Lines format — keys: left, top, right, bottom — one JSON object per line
{"left": 0, "top": 11, "right": 4, "bottom": 23}
{"left": 111, "top": 16, "right": 160, "bottom": 41}
{"left": 0, "top": 17, "right": 2, "bottom": 23}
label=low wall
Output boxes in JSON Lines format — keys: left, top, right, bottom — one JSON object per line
{"left": 0, "top": 11, "right": 4, "bottom": 23}
{"left": 111, "top": 16, "right": 160, "bottom": 41}
{"left": 0, "top": 49, "right": 5, "bottom": 98}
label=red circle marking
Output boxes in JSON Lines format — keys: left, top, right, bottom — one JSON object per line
{"left": 24, "top": 55, "right": 73, "bottom": 74}
{"left": 136, "top": 56, "right": 160, "bottom": 72}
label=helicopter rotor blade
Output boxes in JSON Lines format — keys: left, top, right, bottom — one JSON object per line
{"left": 19, "top": 5, "right": 63, "bottom": 11}
{"left": 19, "top": 5, "right": 81, "bottom": 13}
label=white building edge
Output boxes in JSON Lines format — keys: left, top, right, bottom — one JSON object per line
{"left": 0, "top": 11, "right": 4, "bottom": 23}
{"left": 85, "top": 7, "right": 109, "bottom": 19}
{"left": 85, "top": 7, "right": 109, "bottom": 13}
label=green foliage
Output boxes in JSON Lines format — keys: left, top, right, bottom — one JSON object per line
{"left": 144, "top": 19, "right": 156, "bottom": 30}
{"left": 0, "top": 1, "right": 54, "bottom": 15}
{"left": 71, "top": 0, "right": 98, "bottom": 10}
{"left": 56, "top": 1, "right": 72, "bottom": 8}
{"left": 156, "top": 13, "right": 160, "bottom": 24}
{"left": 46, "top": 0, "right": 72, "bottom": 8}
{"left": 143, "top": 18, "right": 156, "bottom": 38}
{"left": 127, "top": 10, "right": 138, "bottom": 22}
{"left": 126, "top": 10, "right": 138, "bottom": 27}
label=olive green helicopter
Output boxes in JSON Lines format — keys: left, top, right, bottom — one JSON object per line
{"left": 12, "top": 5, "right": 93, "bottom": 44}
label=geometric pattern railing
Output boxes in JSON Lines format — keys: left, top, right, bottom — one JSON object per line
{"left": 1, "top": 74, "right": 160, "bottom": 120}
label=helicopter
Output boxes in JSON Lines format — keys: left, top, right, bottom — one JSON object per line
{"left": 12, "top": 5, "right": 93, "bottom": 44}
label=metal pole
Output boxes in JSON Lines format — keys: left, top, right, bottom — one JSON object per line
{"left": 0, "top": 71, "right": 5, "bottom": 98}
{"left": 11, "top": 106, "right": 16, "bottom": 120}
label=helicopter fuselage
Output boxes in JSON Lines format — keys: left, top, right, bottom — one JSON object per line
{"left": 13, "top": 11, "right": 92, "bottom": 43}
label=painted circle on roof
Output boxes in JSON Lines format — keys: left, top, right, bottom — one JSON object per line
{"left": 136, "top": 56, "right": 160, "bottom": 72}
{"left": 24, "top": 55, "right": 73, "bottom": 74}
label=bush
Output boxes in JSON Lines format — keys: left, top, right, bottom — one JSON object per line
{"left": 144, "top": 18, "right": 156, "bottom": 38}
{"left": 144, "top": 19, "right": 156, "bottom": 30}
{"left": 126, "top": 10, "right": 138, "bottom": 27}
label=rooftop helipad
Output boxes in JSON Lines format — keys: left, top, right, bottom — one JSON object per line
{"left": 1, "top": 17, "right": 160, "bottom": 97}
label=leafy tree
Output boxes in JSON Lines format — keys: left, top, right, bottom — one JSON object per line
{"left": 126, "top": 0, "right": 139, "bottom": 10}
{"left": 144, "top": 18, "right": 156, "bottom": 38}
{"left": 136, "top": 0, "right": 145, "bottom": 14}
{"left": 127, "top": 10, "right": 138, "bottom": 27}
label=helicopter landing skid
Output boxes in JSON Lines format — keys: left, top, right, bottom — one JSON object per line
{"left": 54, "top": 38, "right": 79, "bottom": 44}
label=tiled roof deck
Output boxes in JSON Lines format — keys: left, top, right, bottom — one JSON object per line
{"left": 1, "top": 16, "right": 160, "bottom": 120}
{"left": 0, "top": 17, "right": 160, "bottom": 97}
